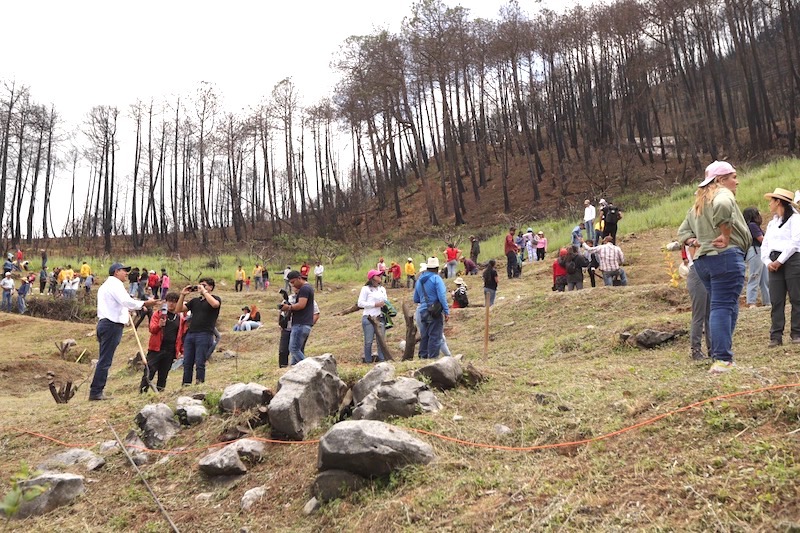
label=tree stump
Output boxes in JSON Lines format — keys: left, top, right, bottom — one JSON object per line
{"left": 367, "top": 316, "right": 395, "bottom": 361}
{"left": 402, "top": 301, "right": 417, "bottom": 361}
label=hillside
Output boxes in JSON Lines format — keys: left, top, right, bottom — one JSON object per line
{"left": 2, "top": 163, "right": 800, "bottom": 531}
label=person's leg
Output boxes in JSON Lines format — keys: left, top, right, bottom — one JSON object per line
{"left": 575, "top": 280, "right": 583, "bottom": 290}
{"left": 759, "top": 262, "right": 771, "bottom": 306}
{"left": 687, "top": 266, "right": 709, "bottom": 358}
{"left": 783, "top": 255, "right": 800, "bottom": 340}
{"left": 192, "top": 332, "right": 213, "bottom": 383}
{"left": 376, "top": 319, "right": 386, "bottom": 361}
{"left": 288, "top": 325, "right": 311, "bottom": 365}
{"left": 745, "top": 247, "right": 759, "bottom": 305}
{"left": 440, "top": 334, "right": 451, "bottom": 357}
{"left": 416, "top": 308, "right": 429, "bottom": 358}
{"left": 362, "top": 315, "right": 375, "bottom": 363}
{"left": 506, "top": 252, "right": 516, "bottom": 279}
{"left": 426, "top": 316, "right": 444, "bottom": 358}
{"left": 182, "top": 333, "right": 198, "bottom": 385}
{"left": 567, "top": 282, "right": 575, "bottom": 291}
{"left": 156, "top": 350, "right": 174, "bottom": 391}
{"left": 602, "top": 271, "right": 613, "bottom": 287}
{"left": 618, "top": 268, "right": 628, "bottom": 286}
{"left": 769, "top": 268, "right": 787, "bottom": 343}
{"left": 90, "top": 320, "right": 124, "bottom": 399}
{"left": 140, "top": 350, "right": 160, "bottom": 393}
{"left": 703, "top": 250, "right": 745, "bottom": 361}
{"left": 278, "top": 328, "right": 290, "bottom": 368}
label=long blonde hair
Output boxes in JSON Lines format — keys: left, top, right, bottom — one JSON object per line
{"left": 693, "top": 182, "right": 721, "bottom": 216}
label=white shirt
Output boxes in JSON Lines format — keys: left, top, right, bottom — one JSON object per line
{"left": 283, "top": 268, "right": 291, "bottom": 280}
{"left": 584, "top": 204, "right": 596, "bottom": 223}
{"left": 97, "top": 275, "right": 145, "bottom": 324}
{"left": 1, "top": 277, "right": 14, "bottom": 291}
{"left": 358, "top": 285, "right": 387, "bottom": 318}
{"left": 314, "top": 265, "right": 324, "bottom": 276}
{"left": 761, "top": 212, "right": 800, "bottom": 265}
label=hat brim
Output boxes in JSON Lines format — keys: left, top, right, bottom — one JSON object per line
{"left": 765, "top": 192, "right": 800, "bottom": 210}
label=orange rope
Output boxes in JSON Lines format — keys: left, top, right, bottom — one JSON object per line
{"left": 2, "top": 382, "right": 798, "bottom": 455}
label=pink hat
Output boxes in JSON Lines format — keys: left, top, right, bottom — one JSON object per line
{"left": 367, "top": 269, "right": 382, "bottom": 281}
{"left": 699, "top": 161, "right": 736, "bottom": 187}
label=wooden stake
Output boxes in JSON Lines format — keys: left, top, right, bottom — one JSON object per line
{"left": 129, "top": 316, "right": 158, "bottom": 393}
{"left": 483, "top": 291, "right": 490, "bottom": 358}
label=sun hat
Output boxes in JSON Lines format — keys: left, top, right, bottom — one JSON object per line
{"left": 527, "top": 227, "right": 533, "bottom": 233}
{"left": 242, "top": 306, "right": 250, "bottom": 312}
{"left": 764, "top": 188, "right": 796, "bottom": 204}
{"left": 367, "top": 269, "right": 382, "bottom": 280}
{"left": 453, "top": 277, "right": 465, "bottom": 285}
{"left": 108, "top": 262, "right": 131, "bottom": 275}
{"left": 407, "top": 257, "right": 413, "bottom": 262}
{"left": 699, "top": 160, "right": 736, "bottom": 187}
{"left": 149, "top": 270, "right": 155, "bottom": 274}
{"left": 420, "top": 262, "right": 428, "bottom": 273}
{"left": 4, "top": 272, "right": 10, "bottom": 277}
{"left": 426, "top": 257, "right": 440, "bottom": 269}
{"left": 599, "top": 198, "right": 607, "bottom": 205}
{"left": 538, "top": 231, "right": 544, "bottom": 235}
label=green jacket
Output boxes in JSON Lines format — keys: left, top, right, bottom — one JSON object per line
{"left": 677, "top": 187, "right": 749, "bottom": 258}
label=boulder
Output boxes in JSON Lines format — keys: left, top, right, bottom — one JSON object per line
{"left": 37, "top": 449, "right": 105, "bottom": 472}
{"left": 123, "top": 430, "right": 150, "bottom": 466}
{"left": 98, "top": 440, "right": 119, "bottom": 455}
{"left": 312, "top": 470, "right": 367, "bottom": 502}
{"left": 198, "top": 445, "right": 248, "bottom": 476}
{"left": 176, "top": 396, "right": 208, "bottom": 426}
{"left": 220, "top": 382, "right": 270, "bottom": 413}
{"left": 317, "top": 420, "right": 434, "bottom": 477}
{"left": 269, "top": 355, "right": 347, "bottom": 440}
{"left": 351, "top": 362, "right": 395, "bottom": 404}
{"left": 413, "top": 357, "right": 462, "bottom": 390}
{"left": 135, "top": 403, "right": 181, "bottom": 449}
{"left": 15, "top": 473, "right": 85, "bottom": 519}
{"left": 635, "top": 329, "right": 682, "bottom": 348}
{"left": 352, "top": 377, "right": 441, "bottom": 421}
{"left": 241, "top": 486, "right": 266, "bottom": 511}
{"left": 231, "top": 438, "right": 266, "bottom": 462}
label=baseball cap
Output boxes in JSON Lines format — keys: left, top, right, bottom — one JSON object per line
{"left": 108, "top": 262, "right": 131, "bottom": 275}
{"left": 699, "top": 161, "right": 736, "bottom": 187}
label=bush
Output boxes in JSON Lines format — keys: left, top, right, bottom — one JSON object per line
{"left": 24, "top": 296, "right": 96, "bottom": 322}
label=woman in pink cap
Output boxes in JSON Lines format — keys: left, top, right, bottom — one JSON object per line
{"left": 357, "top": 269, "right": 388, "bottom": 363}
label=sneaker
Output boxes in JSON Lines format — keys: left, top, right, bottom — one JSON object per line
{"left": 691, "top": 350, "right": 706, "bottom": 361}
{"left": 769, "top": 339, "right": 783, "bottom": 348}
{"left": 88, "top": 394, "right": 113, "bottom": 401}
{"left": 708, "top": 361, "right": 736, "bottom": 374}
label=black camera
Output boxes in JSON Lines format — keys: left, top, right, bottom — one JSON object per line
{"left": 277, "top": 288, "right": 289, "bottom": 310}
{"left": 190, "top": 285, "right": 198, "bottom": 291}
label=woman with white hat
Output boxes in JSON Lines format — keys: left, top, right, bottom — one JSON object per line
{"left": 358, "top": 269, "right": 388, "bottom": 363}
{"left": 761, "top": 188, "right": 800, "bottom": 347}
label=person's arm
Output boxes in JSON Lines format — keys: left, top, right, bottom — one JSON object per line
{"left": 149, "top": 310, "right": 163, "bottom": 334}
{"left": 176, "top": 285, "right": 192, "bottom": 313}
{"left": 677, "top": 215, "right": 697, "bottom": 247}
{"left": 198, "top": 285, "right": 220, "bottom": 308}
{"left": 436, "top": 278, "right": 450, "bottom": 317}
{"left": 357, "top": 287, "right": 372, "bottom": 309}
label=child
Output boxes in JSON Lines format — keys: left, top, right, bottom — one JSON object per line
{"left": 552, "top": 248, "right": 568, "bottom": 292}
{"left": 245, "top": 276, "right": 251, "bottom": 292}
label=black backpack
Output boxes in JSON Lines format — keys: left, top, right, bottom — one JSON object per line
{"left": 453, "top": 287, "right": 469, "bottom": 307}
{"left": 566, "top": 260, "right": 576, "bottom": 275}
{"left": 606, "top": 206, "right": 620, "bottom": 224}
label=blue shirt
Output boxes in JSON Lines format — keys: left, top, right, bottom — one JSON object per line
{"left": 572, "top": 225, "right": 583, "bottom": 247}
{"left": 413, "top": 271, "right": 449, "bottom": 315}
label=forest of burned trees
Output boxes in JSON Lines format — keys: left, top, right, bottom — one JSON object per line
{"left": 0, "top": 0, "right": 799, "bottom": 252}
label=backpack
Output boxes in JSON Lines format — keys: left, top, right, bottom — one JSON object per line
{"left": 566, "top": 260, "right": 576, "bottom": 275}
{"left": 606, "top": 206, "right": 621, "bottom": 224}
{"left": 453, "top": 287, "right": 469, "bottom": 308}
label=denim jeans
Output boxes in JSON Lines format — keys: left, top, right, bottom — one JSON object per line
{"left": 16, "top": 295, "right": 25, "bottom": 314}
{"left": 417, "top": 308, "right": 444, "bottom": 359}
{"left": 483, "top": 287, "right": 496, "bottom": 307}
{"left": 182, "top": 331, "right": 214, "bottom": 384}
{"left": 602, "top": 268, "right": 628, "bottom": 286}
{"left": 506, "top": 251, "right": 517, "bottom": 279}
{"left": 687, "top": 264, "right": 711, "bottom": 356}
{"left": 362, "top": 315, "right": 385, "bottom": 363}
{"left": 768, "top": 253, "right": 800, "bottom": 342}
{"left": 1, "top": 290, "right": 11, "bottom": 311}
{"left": 289, "top": 324, "right": 312, "bottom": 365}
{"left": 745, "top": 246, "right": 770, "bottom": 305}
{"left": 585, "top": 223, "right": 595, "bottom": 244}
{"left": 692, "top": 248, "right": 745, "bottom": 362}
{"left": 446, "top": 260, "right": 458, "bottom": 279}
{"left": 90, "top": 319, "right": 124, "bottom": 398}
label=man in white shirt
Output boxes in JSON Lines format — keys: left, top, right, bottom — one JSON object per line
{"left": 314, "top": 262, "right": 324, "bottom": 291}
{"left": 1, "top": 272, "right": 15, "bottom": 312}
{"left": 584, "top": 199, "right": 597, "bottom": 243}
{"left": 90, "top": 262, "right": 158, "bottom": 401}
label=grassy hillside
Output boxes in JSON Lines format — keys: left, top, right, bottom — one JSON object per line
{"left": 1, "top": 160, "right": 799, "bottom": 531}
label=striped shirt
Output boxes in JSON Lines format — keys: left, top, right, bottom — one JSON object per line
{"left": 582, "top": 243, "right": 624, "bottom": 271}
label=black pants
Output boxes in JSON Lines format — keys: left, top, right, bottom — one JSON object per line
{"left": 506, "top": 251, "right": 518, "bottom": 279}
{"left": 278, "top": 327, "right": 311, "bottom": 368}
{"left": 235, "top": 280, "right": 243, "bottom": 292}
{"left": 603, "top": 223, "right": 618, "bottom": 244}
{"left": 769, "top": 254, "right": 800, "bottom": 341}
{"left": 315, "top": 276, "right": 322, "bottom": 290}
{"left": 140, "top": 349, "right": 174, "bottom": 392}
{"left": 536, "top": 248, "right": 546, "bottom": 261}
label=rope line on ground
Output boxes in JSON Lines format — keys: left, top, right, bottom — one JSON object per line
{"left": 2, "top": 382, "right": 798, "bottom": 455}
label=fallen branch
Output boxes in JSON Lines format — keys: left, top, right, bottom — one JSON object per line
{"left": 367, "top": 316, "right": 395, "bottom": 361}
{"left": 402, "top": 301, "right": 417, "bottom": 361}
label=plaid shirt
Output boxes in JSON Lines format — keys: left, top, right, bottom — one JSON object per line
{"left": 582, "top": 243, "right": 624, "bottom": 271}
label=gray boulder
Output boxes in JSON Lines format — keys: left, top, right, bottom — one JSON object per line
{"left": 176, "top": 396, "right": 209, "bottom": 425}
{"left": 312, "top": 469, "right": 367, "bottom": 502}
{"left": 231, "top": 438, "right": 266, "bottom": 462}
{"left": 317, "top": 420, "right": 435, "bottom": 477}
{"left": 414, "top": 357, "right": 462, "bottom": 390}
{"left": 198, "top": 445, "right": 248, "bottom": 476}
{"left": 241, "top": 486, "right": 266, "bottom": 511}
{"left": 135, "top": 403, "right": 180, "bottom": 449}
{"left": 220, "top": 383, "right": 270, "bottom": 413}
{"left": 635, "top": 329, "right": 682, "bottom": 348}
{"left": 123, "top": 430, "right": 150, "bottom": 466}
{"left": 351, "top": 362, "right": 395, "bottom": 404}
{"left": 352, "top": 377, "right": 441, "bottom": 421}
{"left": 37, "top": 449, "right": 105, "bottom": 472}
{"left": 15, "top": 473, "right": 84, "bottom": 519}
{"left": 269, "top": 355, "right": 347, "bottom": 440}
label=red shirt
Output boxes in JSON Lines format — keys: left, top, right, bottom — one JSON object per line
{"left": 504, "top": 233, "right": 518, "bottom": 254}
{"left": 391, "top": 264, "right": 402, "bottom": 280}
{"left": 300, "top": 264, "right": 311, "bottom": 277}
{"left": 148, "top": 273, "right": 159, "bottom": 288}
{"left": 445, "top": 247, "right": 460, "bottom": 261}
{"left": 552, "top": 260, "right": 568, "bottom": 284}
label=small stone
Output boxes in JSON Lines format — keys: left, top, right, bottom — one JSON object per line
{"left": 494, "top": 424, "right": 512, "bottom": 436}
{"left": 452, "top": 415, "right": 464, "bottom": 421}
{"left": 241, "top": 486, "right": 267, "bottom": 511}
{"left": 303, "top": 497, "right": 320, "bottom": 515}
{"left": 195, "top": 492, "right": 214, "bottom": 502}
{"left": 223, "top": 350, "right": 238, "bottom": 359}
{"left": 98, "top": 440, "right": 119, "bottom": 454}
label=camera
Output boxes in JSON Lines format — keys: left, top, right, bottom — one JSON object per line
{"left": 190, "top": 285, "right": 198, "bottom": 291}
{"left": 161, "top": 303, "right": 168, "bottom": 313}
{"left": 277, "top": 289, "right": 290, "bottom": 310}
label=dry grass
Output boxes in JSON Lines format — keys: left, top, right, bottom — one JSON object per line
{"left": 1, "top": 226, "right": 800, "bottom": 532}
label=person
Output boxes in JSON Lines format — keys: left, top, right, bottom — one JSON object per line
{"left": 571, "top": 222, "right": 585, "bottom": 248}
{"left": 683, "top": 245, "right": 711, "bottom": 360}
{"left": 39, "top": 266, "right": 47, "bottom": 294}
{"left": 140, "top": 292, "right": 187, "bottom": 393}
{"left": 235, "top": 265, "right": 245, "bottom": 292}
{"left": 79, "top": 261, "right": 91, "bottom": 283}
{"left": 138, "top": 268, "right": 148, "bottom": 300}
{"left": 413, "top": 257, "right": 449, "bottom": 359}
{"left": 515, "top": 231, "right": 525, "bottom": 267}
{"left": 405, "top": 258, "right": 416, "bottom": 288}
{"left": 280, "top": 271, "right": 315, "bottom": 365}
{"left": 84, "top": 273, "right": 94, "bottom": 296}
{"left": 278, "top": 285, "right": 320, "bottom": 368}
{"left": 761, "top": 188, "right": 800, "bottom": 347}
{"left": 40, "top": 249, "right": 47, "bottom": 269}
{"left": 3, "top": 258, "right": 13, "bottom": 275}
{"left": 263, "top": 268, "right": 270, "bottom": 290}
{"left": 461, "top": 256, "right": 478, "bottom": 275}
{"left": 469, "top": 235, "right": 480, "bottom": 263}
{"left": 17, "top": 275, "right": 31, "bottom": 314}
{"left": 389, "top": 261, "right": 402, "bottom": 289}
{"left": 601, "top": 199, "right": 623, "bottom": 244}
{"left": 504, "top": 226, "right": 520, "bottom": 279}
{"left": 524, "top": 228, "right": 537, "bottom": 263}
{"left": 91, "top": 262, "right": 158, "bottom": 400}
{"left": 376, "top": 257, "right": 388, "bottom": 281}
{"left": 742, "top": 207, "right": 770, "bottom": 308}
{"left": 584, "top": 199, "right": 597, "bottom": 243}
{"left": 358, "top": 269, "right": 388, "bottom": 363}
{"left": 444, "top": 243, "right": 461, "bottom": 279}
{"left": 584, "top": 240, "right": 600, "bottom": 287}
{"left": 581, "top": 236, "right": 628, "bottom": 286}
{"left": 282, "top": 265, "right": 292, "bottom": 292}
{"left": 245, "top": 277, "right": 251, "bottom": 291}
{"left": 128, "top": 267, "right": 140, "bottom": 296}
{"left": 451, "top": 277, "right": 469, "bottom": 308}
{"left": 536, "top": 231, "right": 547, "bottom": 261}
{"left": 147, "top": 269, "right": 160, "bottom": 296}
{"left": 552, "top": 248, "right": 569, "bottom": 292}
{"left": 233, "top": 305, "right": 262, "bottom": 331}
{"left": 565, "top": 245, "right": 590, "bottom": 291}
{"left": 67, "top": 275, "right": 81, "bottom": 299}
{"left": 253, "top": 264, "right": 264, "bottom": 291}
{"left": 176, "top": 278, "right": 221, "bottom": 385}
{"left": 160, "top": 268, "right": 170, "bottom": 300}
{"left": 314, "top": 261, "right": 324, "bottom": 290}
{"left": 0, "top": 272, "right": 13, "bottom": 311}
{"left": 482, "top": 259, "right": 498, "bottom": 306}
{"left": 677, "top": 160, "right": 748, "bottom": 374}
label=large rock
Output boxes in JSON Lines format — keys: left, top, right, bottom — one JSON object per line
{"left": 269, "top": 355, "right": 347, "bottom": 440}
{"left": 318, "top": 420, "right": 435, "bottom": 477}
{"left": 135, "top": 403, "right": 180, "bottom": 449}
{"left": 15, "top": 473, "right": 85, "bottom": 519}
{"left": 220, "top": 383, "right": 271, "bottom": 413}
{"left": 37, "top": 449, "right": 105, "bottom": 472}
{"left": 123, "top": 430, "right": 150, "bottom": 466}
{"left": 351, "top": 362, "right": 395, "bottom": 404}
{"left": 198, "top": 445, "right": 248, "bottom": 476}
{"left": 312, "top": 469, "right": 367, "bottom": 502}
{"left": 635, "top": 329, "right": 682, "bottom": 348}
{"left": 352, "top": 377, "right": 441, "bottom": 421}
{"left": 413, "top": 357, "right": 462, "bottom": 390}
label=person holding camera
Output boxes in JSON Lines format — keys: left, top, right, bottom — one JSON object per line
{"left": 139, "top": 292, "right": 187, "bottom": 393}
{"left": 359, "top": 269, "right": 388, "bottom": 363}
{"left": 176, "top": 278, "right": 221, "bottom": 385}
{"left": 412, "top": 257, "right": 449, "bottom": 359}
{"left": 280, "top": 271, "right": 315, "bottom": 365}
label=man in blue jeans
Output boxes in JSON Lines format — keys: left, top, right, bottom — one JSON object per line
{"left": 413, "top": 257, "right": 450, "bottom": 359}
{"left": 176, "top": 278, "right": 221, "bottom": 385}
{"left": 280, "top": 270, "right": 315, "bottom": 365}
